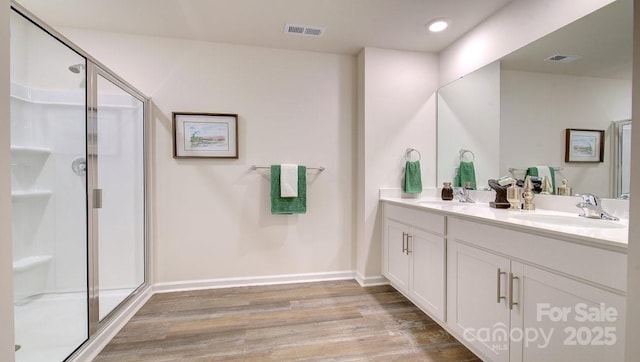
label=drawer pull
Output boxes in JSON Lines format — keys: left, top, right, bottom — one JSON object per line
{"left": 406, "top": 235, "right": 412, "bottom": 254}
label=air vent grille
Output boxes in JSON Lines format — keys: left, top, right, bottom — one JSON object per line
{"left": 284, "top": 23, "right": 325, "bottom": 37}
{"left": 544, "top": 54, "right": 583, "bottom": 63}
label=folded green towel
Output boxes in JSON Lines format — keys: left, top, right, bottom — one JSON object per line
{"left": 454, "top": 161, "right": 477, "bottom": 190}
{"left": 271, "top": 165, "right": 306, "bottom": 214}
{"left": 526, "top": 166, "right": 556, "bottom": 194}
{"left": 403, "top": 161, "right": 422, "bottom": 194}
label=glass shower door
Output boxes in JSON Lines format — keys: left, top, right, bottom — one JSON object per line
{"left": 91, "top": 69, "right": 145, "bottom": 322}
{"left": 10, "top": 9, "right": 88, "bottom": 362}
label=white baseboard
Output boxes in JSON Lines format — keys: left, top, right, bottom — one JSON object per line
{"left": 153, "top": 270, "right": 357, "bottom": 294}
{"left": 355, "top": 273, "right": 388, "bottom": 287}
{"left": 67, "top": 286, "right": 154, "bottom": 362}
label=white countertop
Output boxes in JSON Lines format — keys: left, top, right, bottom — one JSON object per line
{"left": 380, "top": 196, "right": 629, "bottom": 252}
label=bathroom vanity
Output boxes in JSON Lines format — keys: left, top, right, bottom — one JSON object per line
{"left": 381, "top": 195, "right": 627, "bottom": 362}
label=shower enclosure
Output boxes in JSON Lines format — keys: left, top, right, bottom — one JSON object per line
{"left": 10, "top": 4, "right": 148, "bottom": 361}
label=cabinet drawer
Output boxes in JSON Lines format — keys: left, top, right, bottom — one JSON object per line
{"left": 449, "top": 217, "right": 627, "bottom": 292}
{"left": 384, "top": 203, "right": 445, "bottom": 236}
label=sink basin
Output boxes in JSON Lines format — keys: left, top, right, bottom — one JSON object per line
{"left": 416, "top": 200, "right": 471, "bottom": 206}
{"left": 509, "top": 214, "right": 625, "bottom": 229}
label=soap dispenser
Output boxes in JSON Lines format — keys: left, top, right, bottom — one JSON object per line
{"left": 557, "top": 179, "right": 572, "bottom": 196}
{"left": 441, "top": 182, "right": 454, "bottom": 200}
{"left": 506, "top": 180, "right": 520, "bottom": 210}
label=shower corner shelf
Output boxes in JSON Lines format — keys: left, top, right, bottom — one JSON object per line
{"left": 13, "top": 255, "right": 53, "bottom": 272}
{"left": 11, "top": 190, "right": 52, "bottom": 202}
{"left": 11, "top": 146, "right": 52, "bottom": 157}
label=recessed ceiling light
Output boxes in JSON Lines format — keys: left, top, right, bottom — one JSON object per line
{"left": 426, "top": 19, "right": 450, "bottom": 33}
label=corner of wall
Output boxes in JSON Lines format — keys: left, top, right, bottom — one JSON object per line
{"left": 356, "top": 49, "right": 366, "bottom": 277}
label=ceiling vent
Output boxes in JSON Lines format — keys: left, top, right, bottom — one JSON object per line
{"left": 544, "top": 54, "right": 583, "bottom": 63}
{"left": 284, "top": 23, "right": 325, "bottom": 37}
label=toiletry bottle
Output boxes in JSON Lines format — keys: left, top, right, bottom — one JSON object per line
{"left": 557, "top": 179, "right": 572, "bottom": 196}
{"left": 506, "top": 180, "right": 520, "bottom": 210}
{"left": 464, "top": 181, "right": 473, "bottom": 190}
{"left": 441, "top": 182, "right": 453, "bottom": 200}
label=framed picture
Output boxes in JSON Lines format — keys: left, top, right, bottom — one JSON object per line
{"left": 565, "top": 128, "right": 604, "bottom": 163}
{"left": 173, "top": 112, "right": 238, "bottom": 158}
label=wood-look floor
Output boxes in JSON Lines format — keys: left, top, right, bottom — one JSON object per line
{"left": 95, "top": 280, "right": 480, "bottom": 361}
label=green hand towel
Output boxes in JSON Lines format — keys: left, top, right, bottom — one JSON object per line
{"left": 271, "top": 165, "right": 306, "bottom": 214}
{"left": 454, "top": 161, "right": 477, "bottom": 190}
{"left": 526, "top": 167, "right": 556, "bottom": 194}
{"left": 403, "top": 161, "right": 422, "bottom": 194}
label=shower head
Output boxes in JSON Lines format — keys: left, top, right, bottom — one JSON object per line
{"left": 68, "top": 63, "right": 85, "bottom": 74}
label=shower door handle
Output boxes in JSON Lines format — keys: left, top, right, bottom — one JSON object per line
{"left": 93, "top": 189, "right": 103, "bottom": 209}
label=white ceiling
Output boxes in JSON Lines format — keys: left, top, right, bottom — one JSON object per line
{"left": 14, "top": 0, "right": 513, "bottom": 55}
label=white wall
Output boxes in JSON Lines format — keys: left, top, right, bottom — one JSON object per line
{"left": 358, "top": 47, "right": 438, "bottom": 281}
{"left": 625, "top": 2, "right": 640, "bottom": 360}
{"left": 439, "top": 0, "right": 615, "bottom": 86}
{"left": 0, "top": 0, "right": 14, "bottom": 361}
{"left": 501, "top": 70, "right": 631, "bottom": 196}
{"left": 437, "top": 61, "right": 500, "bottom": 189}
{"left": 59, "top": 29, "right": 356, "bottom": 284}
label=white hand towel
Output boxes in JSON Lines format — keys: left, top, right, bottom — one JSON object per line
{"left": 280, "top": 164, "right": 298, "bottom": 198}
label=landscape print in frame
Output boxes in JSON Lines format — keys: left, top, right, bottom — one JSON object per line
{"left": 565, "top": 128, "right": 604, "bottom": 163}
{"left": 173, "top": 112, "right": 238, "bottom": 158}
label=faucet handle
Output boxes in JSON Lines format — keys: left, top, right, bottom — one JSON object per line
{"left": 577, "top": 193, "right": 599, "bottom": 205}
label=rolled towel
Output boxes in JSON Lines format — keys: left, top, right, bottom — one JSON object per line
{"left": 403, "top": 161, "right": 422, "bottom": 194}
{"left": 280, "top": 164, "right": 298, "bottom": 198}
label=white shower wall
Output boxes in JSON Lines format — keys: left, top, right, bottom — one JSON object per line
{"left": 11, "top": 82, "right": 145, "bottom": 299}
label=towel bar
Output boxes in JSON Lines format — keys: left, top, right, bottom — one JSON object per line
{"left": 251, "top": 165, "right": 325, "bottom": 172}
{"left": 508, "top": 167, "right": 564, "bottom": 173}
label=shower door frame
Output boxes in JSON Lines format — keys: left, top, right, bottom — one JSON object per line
{"left": 86, "top": 62, "right": 150, "bottom": 334}
{"left": 10, "top": 0, "right": 152, "bottom": 349}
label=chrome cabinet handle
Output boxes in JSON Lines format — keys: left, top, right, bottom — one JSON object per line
{"left": 406, "top": 235, "right": 412, "bottom": 254}
{"left": 402, "top": 232, "right": 407, "bottom": 253}
{"left": 509, "top": 272, "right": 519, "bottom": 310}
{"left": 497, "top": 268, "right": 506, "bottom": 304}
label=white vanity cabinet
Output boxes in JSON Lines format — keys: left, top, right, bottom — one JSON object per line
{"left": 382, "top": 203, "right": 446, "bottom": 321}
{"left": 447, "top": 217, "right": 626, "bottom": 362}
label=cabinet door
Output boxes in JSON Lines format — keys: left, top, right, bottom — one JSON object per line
{"left": 448, "top": 242, "right": 511, "bottom": 362}
{"left": 410, "top": 228, "right": 446, "bottom": 321}
{"left": 383, "top": 219, "right": 410, "bottom": 293}
{"left": 510, "top": 262, "right": 625, "bottom": 362}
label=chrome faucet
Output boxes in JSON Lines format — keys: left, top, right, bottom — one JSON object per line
{"left": 576, "top": 193, "right": 619, "bottom": 221}
{"left": 453, "top": 187, "right": 475, "bottom": 203}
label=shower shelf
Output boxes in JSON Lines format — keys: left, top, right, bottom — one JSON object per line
{"left": 13, "top": 255, "right": 52, "bottom": 272}
{"left": 11, "top": 190, "right": 52, "bottom": 202}
{"left": 11, "top": 146, "right": 51, "bottom": 157}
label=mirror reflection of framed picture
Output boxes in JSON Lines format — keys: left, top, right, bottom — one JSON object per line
{"left": 172, "top": 112, "right": 238, "bottom": 159}
{"left": 565, "top": 128, "right": 604, "bottom": 163}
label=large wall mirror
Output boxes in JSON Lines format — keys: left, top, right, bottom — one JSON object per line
{"left": 437, "top": 0, "right": 632, "bottom": 198}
